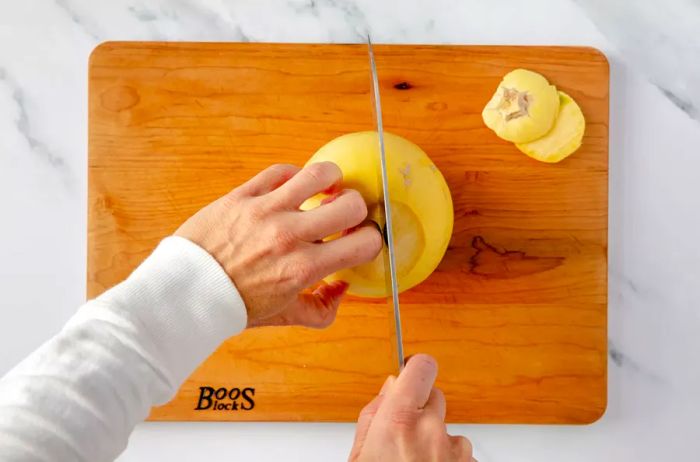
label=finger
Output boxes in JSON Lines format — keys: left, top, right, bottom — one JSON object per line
{"left": 295, "top": 189, "right": 367, "bottom": 241}
{"left": 310, "top": 223, "right": 383, "bottom": 278}
{"left": 236, "top": 163, "right": 301, "bottom": 197}
{"left": 270, "top": 161, "right": 343, "bottom": 209}
{"left": 448, "top": 435, "right": 473, "bottom": 461}
{"left": 386, "top": 354, "right": 438, "bottom": 410}
{"left": 423, "top": 387, "right": 446, "bottom": 421}
{"left": 380, "top": 375, "right": 396, "bottom": 395}
{"left": 349, "top": 392, "right": 386, "bottom": 461}
{"left": 251, "top": 280, "right": 349, "bottom": 328}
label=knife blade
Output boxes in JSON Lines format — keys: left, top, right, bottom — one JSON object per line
{"left": 367, "top": 36, "right": 404, "bottom": 372}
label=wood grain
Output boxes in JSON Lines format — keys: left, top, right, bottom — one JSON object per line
{"left": 88, "top": 42, "right": 608, "bottom": 423}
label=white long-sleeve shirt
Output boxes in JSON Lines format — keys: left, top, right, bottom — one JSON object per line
{"left": 0, "top": 237, "right": 248, "bottom": 461}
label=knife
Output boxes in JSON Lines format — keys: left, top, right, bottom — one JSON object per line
{"left": 367, "top": 36, "right": 404, "bottom": 372}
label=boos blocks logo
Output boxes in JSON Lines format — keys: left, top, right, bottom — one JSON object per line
{"left": 194, "top": 387, "right": 255, "bottom": 411}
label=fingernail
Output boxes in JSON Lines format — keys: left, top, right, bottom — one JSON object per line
{"left": 321, "top": 194, "right": 338, "bottom": 205}
{"left": 342, "top": 220, "right": 379, "bottom": 237}
{"left": 337, "top": 281, "right": 349, "bottom": 294}
{"left": 404, "top": 354, "right": 437, "bottom": 370}
{"left": 321, "top": 182, "right": 342, "bottom": 195}
{"left": 326, "top": 280, "right": 349, "bottom": 298}
{"left": 379, "top": 375, "right": 396, "bottom": 395}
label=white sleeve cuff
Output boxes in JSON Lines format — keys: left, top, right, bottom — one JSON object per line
{"left": 72, "top": 236, "right": 248, "bottom": 399}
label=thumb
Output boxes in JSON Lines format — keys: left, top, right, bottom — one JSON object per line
{"left": 252, "top": 280, "right": 349, "bottom": 328}
{"left": 449, "top": 435, "right": 474, "bottom": 461}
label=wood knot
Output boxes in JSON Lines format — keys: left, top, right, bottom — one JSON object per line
{"left": 101, "top": 85, "right": 140, "bottom": 112}
{"left": 394, "top": 81, "right": 412, "bottom": 90}
{"left": 427, "top": 101, "right": 447, "bottom": 111}
{"left": 469, "top": 236, "right": 564, "bottom": 279}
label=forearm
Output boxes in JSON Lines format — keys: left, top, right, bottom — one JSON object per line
{"left": 0, "top": 237, "right": 247, "bottom": 462}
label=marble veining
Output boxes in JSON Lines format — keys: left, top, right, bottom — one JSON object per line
{"left": 1, "top": 1, "right": 699, "bottom": 461}
{"left": 608, "top": 339, "right": 666, "bottom": 385}
{"left": 0, "top": 67, "right": 73, "bottom": 188}
{"left": 575, "top": 0, "right": 700, "bottom": 120}
{"left": 54, "top": 0, "right": 102, "bottom": 41}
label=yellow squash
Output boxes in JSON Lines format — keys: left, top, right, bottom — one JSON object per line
{"left": 301, "top": 132, "right": 453, "bottom": 298}
{"left": 482, "top": 68, "right": 560, "bottom": 143}
{"left": 515, "top": 91, "right": 585, "bottom": 163}
{"left": 482, "top": 68, "right": 587, "bottom": 163}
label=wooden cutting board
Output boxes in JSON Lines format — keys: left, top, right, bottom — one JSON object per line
{"left": 88, "top": 42, "right": 608, "bottom": 424}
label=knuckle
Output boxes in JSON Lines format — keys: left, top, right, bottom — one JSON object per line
{"left": 220, "top": 191, "right": 240, "bottom": 209}
{"left": 268, "top": 163, "right": 297, "bottom": 176}
{"left": 462, "top": 436, "right": 473, "bottom": 454}
{"left": 268, "top": 222, "right": 296, "bottom": 252}
{"left": 290, "top": 256, "right": 317, "bottom": 287}
{"left": 305, "top": 161, "right": 340, "bottom": 186}
{"left": 454, "top": 436, "right": 473, "bottom": 459}
{"left": 245, "top": 199, "right": 267, "bottom": 223}
{"left": 388, "top": 407, "right": 421, "bottom": 435}
{"left": 304, "top": 163, "right": 326, "bottom": 183}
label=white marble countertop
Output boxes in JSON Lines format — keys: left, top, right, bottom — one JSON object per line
{"left": 1, "top": 0, "right": 699, "bottom": 460}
